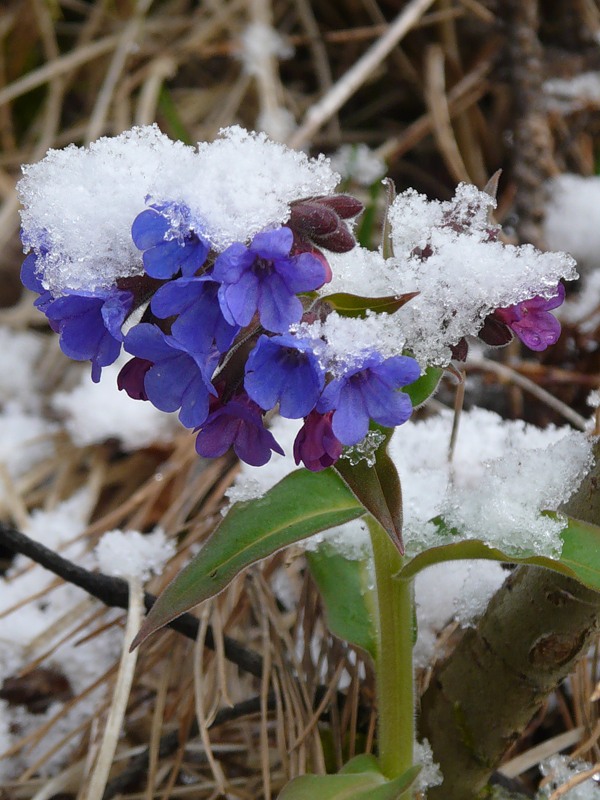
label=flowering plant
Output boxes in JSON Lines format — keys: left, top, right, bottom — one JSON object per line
{"left": 18, "top": 125, "right": 599, "bottom": 798}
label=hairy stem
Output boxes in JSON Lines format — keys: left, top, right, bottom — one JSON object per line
{"left": 368, "top": 517, "right": 415, "bottom": 782}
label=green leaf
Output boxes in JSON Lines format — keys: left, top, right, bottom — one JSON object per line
{"left": 558, "top": 516, "right": 600, "bottom": 590}
{"left": 397, "top": 515, "right": 600, "bottom": 593}
{"left": 320, "top": 292, "right": 418, "bottom": 319}
{"left": 335, "top": 427, "right": 405, "bottom": 554}
{"left": 278, "top": 755, "right": 420, "bottom": 799}
{"left": 307, "top": 544, "right": 376, "bottom": 658}
{"left": 131, "top": 468, "right": 364, "bottom": 649}
{"left": 403, "top": 366, "right": 443, "bottom": 408}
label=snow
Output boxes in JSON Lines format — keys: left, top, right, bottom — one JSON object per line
{"left": 52, "top": 357, "right": 179, "bottom": 450}
{"left": 0, "top": 491, "right": 123, "bottom": 778}
{"left": 537, "top": 755, "right": 600, "bottom": 799}
{"left": 329, "top": 144, "right": 386, "bottom": 186}
{"left": 18, "top": 125, "right": 340, "bottom": 295}
{"left": 0, "top": 407, "right": 57, "bottom": 505}
{"left": 295, "top": 311, "right": 406, "bottom": 375}
{"left": 414, "top": 560, "right": 506, "bottom": 668}
{"left": 94, "top": 528, "right": 175, "bottom": 582}
{"left": 149, "top": 126, "right": 339, "bottom": 252}
{"left": 320, "top": 184, "right": 577, "bottom": 368}
{"left": 227, "top": 408, "right": 593, "bottom": 562}
{"left": 544, "top": 174, "right": 600, "bottom": 271}
{"left": 238, "top": 22, "right": 293, "bottom": 76}
{"left": 544, "top": 71, "right": 600, "bottom": 113}
{"left": 392, "top": 407, "right": 593, "bottom": 559}
{"left": 414, "top": 738, "right": 443, "bottom": 791}
{"left": 559, "top": 268, "right": 600, "bottom": 333}
{"left": 18, "top": 125, "right": 193, "bottom": 295}
{"left": 387, "top": 184, "right": 577, "bottom": 366}
{"left": 0, "top": 328, "right": 45, "bottom": 412}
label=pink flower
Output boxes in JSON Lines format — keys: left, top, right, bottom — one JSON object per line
{"left": 494, "top": 283, "right": 565, "bottom": 352}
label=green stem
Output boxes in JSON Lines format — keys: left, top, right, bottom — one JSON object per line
{"left": 368, "top": 517, "right": 415, "bottom": 783}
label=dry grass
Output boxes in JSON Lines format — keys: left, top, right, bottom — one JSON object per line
{"left": 1, "top": 0, "right": 600, "bottom": 797}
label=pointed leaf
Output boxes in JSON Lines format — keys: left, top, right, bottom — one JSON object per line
{"left": 278, "top": 755, "right": 420, "bottom": 799}
{"left": 335, "top": 427, "right": 404, "bottom": 554}
{"left": 131, "top": 468, "right": 363, "bottom": 649}
{"left": 398, "top": 515, "right": 600, "bottom": 593}
{"left": 307, "top": 545, "right": 377, "bottom": 658}
{"left": 320, "top": 292, "right": 418, "bottom": 319}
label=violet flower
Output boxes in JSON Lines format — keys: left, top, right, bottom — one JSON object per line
{"left": 195, "top": 392, "right": 284, "bottom": 467}
{"left": 494, "top": 284, "right": 565, "bottom": 352}
{"left": 317, "top": 353, "right": 420, "bottom": 446}
{"left": 151, "top": 276, "right": 239, "bottom": 354}
{"left": 132, "top": 203, "right": 209, "bottom": 280}
{"left": 212, "top": 227, "right": 328, "bottom": 333}
{"left": 44, "top": 288, "right": 133, "bottom": 382}
{"left": 244, "top": 333, "right": 326, "bottom": 419}
{"left": 294, "top": 410, "right": 343, "bottom": 471}
{"left": 123, "top": 323, "right": 216, "bottom": 427}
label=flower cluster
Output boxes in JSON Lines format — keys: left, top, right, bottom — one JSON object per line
{"left": 19, "top": 127, "right": 571, "bottom": 470}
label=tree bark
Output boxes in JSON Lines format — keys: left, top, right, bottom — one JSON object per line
{"left": 420, "top": 446, "right": 600, "bottom": 800}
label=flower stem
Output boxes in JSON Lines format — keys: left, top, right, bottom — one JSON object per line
{"left": 368, "top": 517, "right": 415, "bottom": 784}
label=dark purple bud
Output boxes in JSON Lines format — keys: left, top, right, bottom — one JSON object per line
{"left": 314, "top": 225, "right": 356, "bottom": 253}
{"left": 316, "top": 194, "right": 364, "bottom": 219}
{"left": 117, "top": 357, "right": 152, "bottom": 400}
{"left": 478, "top": 315, "right": 513, "bottom": 347}
{"left": 293, "top": 410, "right": 343, "bottom": 472}
{"left": 289, "top": 203, "right": 338, "bottom": 237}
{"left": 450, "top": 338, "right": 469, "bottom": 362}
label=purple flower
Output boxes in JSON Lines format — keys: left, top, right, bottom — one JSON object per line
{"left": 212, "top": 227, "right": 328, "bottom": 333}
{"left": 195, "top": 392, "right": 284, "bottom": 467}
{"left": 132, "top": 204, "right": 209, "bottom": 280}
{"left": 244, "top": 333, "right": 326, "bottom": 419}
{"left": 151, "top": 276, "right": 239, "bottom": 354}
{"left": 494, "top": 284, "right": 565, "bottom": 352}
{"left": 317, "top": 353, "right": 420, "bottom": 446}
{"left": 294, "top": 410, "right": 343, "bottom": 471}
{"left": 123, "top": 323, "right": 217, "bottom": 427}
{"left": 44, "top": 288, "right": 133, "bottom": 382}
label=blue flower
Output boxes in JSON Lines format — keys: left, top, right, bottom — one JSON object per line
{"left": 21, "top": 252, "right": 54, "bottom": 315}
{"left": 316, "top": 353, "right": 420, "bottom": 445}
{"left": 212, "top": 227, "right": 328, "bottom": 333}
{"left": 151, "top": 276, "right": 239, "bottom": 354}
{"left": 195, "top": 392, "right": 284, "bottom": 467}
{"left": 123, "top": 323, "right": 217, "bottom": 428}
{"left": 131, "top": 203, "right": 209, "bottom": 280}
{"left": 44, "top": 288, "right": 133, "bottom": 382}
{"left": 244, "top": 333, "right": 325, "bottom": 418}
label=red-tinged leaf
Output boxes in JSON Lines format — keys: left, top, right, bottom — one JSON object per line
{"left": 131, "top": 468, "right": 364, "bottom": 650}
{"left": 334, "top": 427, "right": 405, "bottom": 554}
{"left": 320, "top": 292, "right": 418, "bottom": 319}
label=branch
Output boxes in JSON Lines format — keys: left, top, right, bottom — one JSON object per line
{"left": 0, "top": 522, "right": 264, "bottom": 679}
{"left": 420, "top": 443, "right": 600, "bottom": 800}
